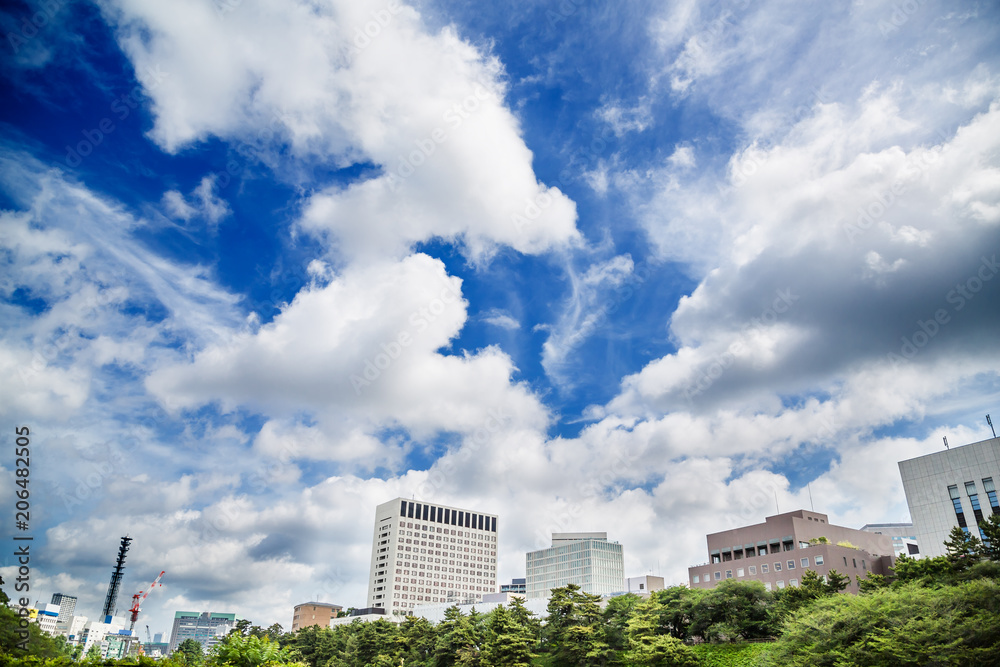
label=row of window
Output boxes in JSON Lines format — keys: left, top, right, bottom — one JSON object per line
{"left": 949, "top": 477, "right": 998, "bottom": 542}
{"left": 693, "top": 555, "right": 827, "bottom": 583}
{"left": 400, "top": 501, "right": 497, "bottom": 532}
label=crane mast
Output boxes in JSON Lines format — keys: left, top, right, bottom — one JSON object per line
{"left": 128, "top": 570, "right": 165, "bottom": 632}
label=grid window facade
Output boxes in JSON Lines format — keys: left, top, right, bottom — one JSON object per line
{"left": 526, "top": 536, "right": 624, "bottom": 598}
{"left": 368, "top": 499, "right": 498, "bottom": 615}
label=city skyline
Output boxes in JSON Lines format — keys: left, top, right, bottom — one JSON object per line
{"left": 2, "top": 0, "right": 1000, "bottom": 638}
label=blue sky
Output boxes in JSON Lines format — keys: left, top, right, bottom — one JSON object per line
{"left": 2, "top": 0, "right": 1000, "bottom": 638}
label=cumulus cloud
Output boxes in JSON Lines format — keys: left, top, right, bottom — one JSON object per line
{"left": 147, "top": 253, "right": 550, "bottom": 464}
{"left": 100, "top": 0, "right": 580, "bottom": 261}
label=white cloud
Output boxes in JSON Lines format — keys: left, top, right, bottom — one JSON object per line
{"left": 481, "top": 308, "right": 520, "bottom": 330}
{"left": 162, "top": 175, "right": 231, "bottom": 228}
{"left": 100, "top": 0, "right": 580, "bottom": 261}
{"left": 540, "top": 254, "right": 635, "bottom": 386}
{"left": 147, "top": 253, "right": 550, "bottom": 461}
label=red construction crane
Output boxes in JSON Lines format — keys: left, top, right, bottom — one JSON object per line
{"left": 128, "top": 570, "right": 165, "bottom": 632}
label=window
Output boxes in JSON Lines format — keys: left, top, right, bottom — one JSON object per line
{"left": 737, "top": 568, "right": 745, "bottom": 577}
{"left": 984, "top": 477, "right": 999, "bottom": 513}
{"left": 749, "top": 566, "right": 757, "bottom": 575}
{"left": 764, "top": 582, "right": 772, "bottom": 591}
{"left": 788, "top": 560, "right": 796, "bottom": 569}
{"left": 801, "top": 558, "right": 809, "bottom": 567}
{"left": 852, "top": 558, "right": 857, "bottom": 568}
{"left": 761, "top": 564, "right": 769, "bottom": 574}
{"left": 726, "top": 570, "right": 733, "bottom": 579}
{"left": 774, "top": 562, "right": 782, "bottom": 572}
{"left": 776, "top": 580, "right": 785, "bottom": 589}
{"left": 815, "top": 555, "right": 824, "bottom": 565}
{"left": 714, "top": 571, "right": 722, "bottom": 581}
{"left": 693, "top": 575, "right": 700, "bottom": 584}
{"left": 790, "top": 578, "right": 798, "bottom": 587}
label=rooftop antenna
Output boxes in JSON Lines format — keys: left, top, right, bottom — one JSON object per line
{"left": 807, "top": 483, "right": 815, "bottom": 512}
{"left": 988, "top": 414, "right": 996, "bottom": 439}
{"left": 943, "top": 436, "right": 949, "bottom": 450}
{"left": 774, "top": 491, "right": 780, "bottom": 514}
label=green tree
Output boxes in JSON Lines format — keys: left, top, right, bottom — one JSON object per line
{"left": 944, "top": 526, "right": 985, "bottom": 570}
{"left": 763, "top": 579, "right": 1000, "bottom": 666}
{"left": 688, "top": 580, "right": 777, "bottom": 642}
{"left": 891, "top": 553, "right": 953, "bottom": 585}
{"left": 176, "top": 638, "right": 206, "bottom": 667}
{"left": 857, "top": 572, "right": 890, "bottom": 594}
{"left": 601, "top": 592, "right": 642, "bottom": 659}
{"left": 625, "top": 605, "right": 698, "bottom": 667}
{"left": 343, "top": 619, "right": 400, "bottom": 667}
{"left": 433, "top": 606, "right": 485, "bottom": 667}
{"left": 641, "top": 586, "right": 703, "bottom": 641}
{"left": 210, "top": 632, "right": 301, "bottom": 667}
{"left": 979, "top": 514, "right": 1000, "bottom": 561}
{"left": 543, "top": 584, "right": 605, "bottom": 667}
{"left": 823, "top": 569, "right": 850, "bottom": 593}
{"left": 481, "top": 604, "right": 534, "bottom": 667}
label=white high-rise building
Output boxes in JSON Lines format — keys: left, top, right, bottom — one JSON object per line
{"left": 367, "top": 498, "right": 498, "bottom": 615}
{"left": 525, "top": 532, "right": 624, "bottom": 599}
{"left": 899, "top": 435, "right": 1000, "bottom": 558}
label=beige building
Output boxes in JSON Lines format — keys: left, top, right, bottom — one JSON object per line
{"left": 290, "top": 602, "right": 342, "bottom": 632}
{"left": 367, "top": 498, "right": 498, "bottom": 615}
{"left": 687, "top": 510, "right": 894, "bottom": 593}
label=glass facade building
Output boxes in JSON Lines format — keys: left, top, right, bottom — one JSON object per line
{"left": 525, "top": 533, "right": 624, "bottom": 598}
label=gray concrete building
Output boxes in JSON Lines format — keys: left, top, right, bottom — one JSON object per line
{"left": 687, "top": 510, "right": 894, "bottom": 594}
{"left": 526, "top": 532, "right": 624, "bottom": 598}
{"left": 898, "top": 435, "right": 1000, "bottom": 557}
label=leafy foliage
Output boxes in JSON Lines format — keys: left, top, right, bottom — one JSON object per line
{"left": 763, "top": 579, "right": 1000, "bottom": 666}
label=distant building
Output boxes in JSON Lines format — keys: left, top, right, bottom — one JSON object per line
{"left": 687, "top": 510, "right": 895, "bottom": 594}
{"left": 412, "top": 597, "right": 550, "bottom": 624}
{"left": 899, "top": 436, "right": 1000, "bottom": 557}
{"left": 76, "top": 617, "right": 133, "bottom": 656}
{"left": 367, "top": 498, "right": 499, "bottom": 615}
{"left": 500, "top": 578, "right": 526, "bottom": 595}
{"left": 624, "top": 575, "right": 665, "bottom": 596}
{"left": 329, "top": 607, "right": 405, "bottom": 627}
{"left": 525, "top": 532, "right": 625, "bottom": 598}
{"left": 167, "top": 612, "right": 236, "bottom": 654}
{"left": 142, "top": 641, "right": 170, "bottom": 658}
{"left": 51, "top": 594, "right": 78, "bottom": 637}
{"left": 29, "top": 603, "right": 60, "bottom": 635}
{"left": 860, "top": 523, "right": 919, "bottom": 557}
{"left": 291, "top": 602, "right": 343, "bottom": 631}
{"left": 51, "top": 594, "right": 77, "bottom": 619}
{"left": 59, "top": 615, "right": 89, "bottom": 643}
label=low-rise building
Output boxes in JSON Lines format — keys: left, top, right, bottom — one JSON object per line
{"left": 291, "top": 602, "right": 343, "bottom": 631}
{"left": 687, "top": 510, "right": 894, "bottom": 593}
{"left": 623, "top": 575, "right": 665, "bottom": 596}
{"left": 329, "top": 607, "right": 405, "bottom": 627}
